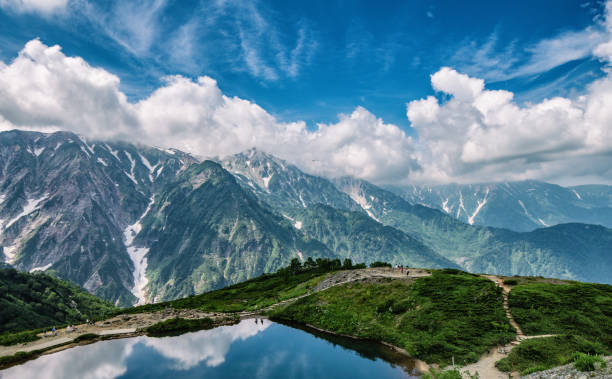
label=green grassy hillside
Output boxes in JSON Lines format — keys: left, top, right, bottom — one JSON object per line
{"left": 270, "top": 269, "right": 514, "bottom": 365}
{"left": 0, "top": 268, "right": 116, "bottom": 336}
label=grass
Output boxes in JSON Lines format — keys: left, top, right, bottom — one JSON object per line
{"left": 508, "top": 281, "right": 612, "bottom": 349}
{"left": 0, "top": 329, "right": 41, "bottom": 346}
{"left": 270, "top": 270, "right": 514, "bottom": 365}
{"left": 145, "top": 317, "right": 237, "bottom": 337}
{"left": 121, "top": 269, "right": 331, "bottom": 315}
{"left": 495, "top": 335, "right": 607, "bottom": 375}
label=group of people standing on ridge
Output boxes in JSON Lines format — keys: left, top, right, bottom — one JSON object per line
{"left": 397, "top": 265, "right": 410, "bottom": 275}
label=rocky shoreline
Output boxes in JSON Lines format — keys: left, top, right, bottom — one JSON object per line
{"left": 521, "top": 356, "right": 612, "bottom": 378}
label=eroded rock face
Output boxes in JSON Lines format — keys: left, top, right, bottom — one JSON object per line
{"left": 0, "top": 130, "right": 194, "bottom": 306}
{"left": 521, "top": 356, "right": 612, "bottom": 379}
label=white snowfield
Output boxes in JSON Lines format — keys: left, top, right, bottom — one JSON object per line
{"left": 124, "top": 196, "right": 155, "bottom": 305}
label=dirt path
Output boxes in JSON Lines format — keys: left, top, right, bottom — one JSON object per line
{"left": 460, "top": 275, "right": 557, "bottom": 379}
{"left": 0, "top": 308, "right": 220, "bottom": 358}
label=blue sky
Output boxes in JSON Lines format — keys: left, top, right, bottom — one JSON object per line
{"left": 1, "top": 0, "right": 612, "bottom": 185}
{"left": 0, "top": 0, "right": 606, "bottom": 131}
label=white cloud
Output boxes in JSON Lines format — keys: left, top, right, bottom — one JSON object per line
{"left": 403, "top": 0, "right": 612, "bottom": 184}
{"left": 407, "top": 66, "right": 612, "bottom": 183}
{"left": 453, "top": 27, "right": 607, "bottom": 82}
{"left": 0, "top": 39, "right": 138, "bottom": 139}
{"left": 0, "top": 39, "right": 419, "bottom": 184}
{"left": 212, "top": 0, "right": 318, "bottom": 81}
{"left": 0, "top": 0, "right": 67, "bottom": 15}
{"left": 80, "top": 0, "right": 168, "bottom": 57}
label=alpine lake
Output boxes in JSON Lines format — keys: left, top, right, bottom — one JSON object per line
{"left": 0, "top": 319, "right": 423, "bottom": 378}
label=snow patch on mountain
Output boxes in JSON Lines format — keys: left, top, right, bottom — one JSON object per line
{"left": 572, "top": 189, "right": 582, "bottom": 200}
{"left": 262, "top": 174, "right": 272, "bottom": 190}
{"left": 30, "top": 263, "right": 52, "bottom": 273}
{"left": 124, "top": 196, "right": 154, "bottom": 305}
{"left": 467, "top": 188, "right": 489, "bottom": 225}
{"left": 80, "top": 146, "right": 91, "bottom": 158}
{"left": 457, "top": 191, "right": 468, "bottom": 219}
{"left": 3, "top": 244, "right": 17, "bottom": 264}
{"left": 441, "top": 198, "right": 451, "bottom": 213}
{"left": 538, "top": 218, "right": 550, "bottom": 227}
{"left": 155, "top": 165, "right": 164, "bottom": 178}
{"left": 27, "top": 146, "right": 44, "bottom": 156}
{"left": 78, "top": 135, "right": 95, "bottom": 155}
{"left": 97, "top": 157, "right": 108, "bottom": 167}
{"left": 294, "top": 221, "right": 302, "bottom": 230}
{"left": 5, "top": 194, "right": 49, "bottom": 229}
{"left": 124, "top": 151, "right": 138, "bottom": 185}
{"left": 346, "top": 186, "right": 380, "bottom": 222}
{"left": 104, "top": 143, "right": 121, "bottom": 161}
{"left": 139, "top": 153, "right": 158, "bottom": 182}
{"left": 299, "top": 193, "right": 307, "bottom": 208}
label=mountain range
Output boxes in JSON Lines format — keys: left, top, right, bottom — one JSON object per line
{"left": 1, "top": 130, "right": 610, "bottom": 306}
{"left": 388, "top": 181, "right": 612, "bottom": 232}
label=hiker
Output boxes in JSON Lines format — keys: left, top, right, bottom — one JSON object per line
{"left": 52, "top": 326, "right": 56, "bottom": 336}
{"left": 406, "top": 269, "right": 410, "bottom": 276}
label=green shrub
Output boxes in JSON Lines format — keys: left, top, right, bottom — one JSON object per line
{"left": 520, "top": 364, "right": 550, "bottom": 376}
{"left": 503, "top": 279, "right": 519, "bottom": 286}
{"left": 571, "top": 352, "right": 605, "bottom": 372}
{"left": 0, "top": 330, "right": 40, "bottom": 346}
{"left": 370, "top": 261, "right": 392, "bottom": 268}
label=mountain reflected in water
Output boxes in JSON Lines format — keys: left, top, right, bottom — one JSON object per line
{"left": 1, "top": 319, "right": 418, "bottom": 379}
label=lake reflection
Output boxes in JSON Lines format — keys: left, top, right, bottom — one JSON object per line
{"left": 0, "top": 319, "right": 418, "bottom": 379}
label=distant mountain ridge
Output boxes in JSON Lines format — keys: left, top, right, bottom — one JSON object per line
{"left": 387, "top": 181, "right": 612, "bottom": 232}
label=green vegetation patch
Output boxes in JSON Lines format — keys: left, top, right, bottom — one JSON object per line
{"left": 122, "top": 258, "right": 348, "bottom": 314}
{"left": 508, "top": 282, "right": 612, "bottom": 349}
{"left": 0, "top": 329, "right": 41, "bottom": 346}
{"left": 571, "top": 352, "right": 607, "bottom": 372}
{"left": 271, "top": 270, "right": 514, "bottom": 365}
{"left": 0, "top": 268, "right": 116, "bottom": 333}
{"left": 72, "top": 333, "right": 100, "bottom": 343}
{"left": 495, "top": 335, "right": 607, "bottom": 375}
{"left": 145, "top": 317, "right": 224, "bottom": 336}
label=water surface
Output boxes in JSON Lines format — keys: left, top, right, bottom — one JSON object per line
{"left": 0, "top": 319, "right": 420, "bottom": 379}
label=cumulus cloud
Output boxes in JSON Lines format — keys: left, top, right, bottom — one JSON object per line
{"left": 0, "top": 39, "right": 419, "bottom": 184}
{"left": 0, "top": 0, "right": 67, "bottom": 15}
{"left": 402, "top": 0, "right": 612, "bottom": 184}
{"left": 407, "top": 65, "right": 612, "bottom": 184}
